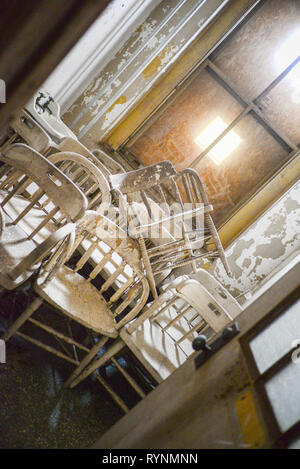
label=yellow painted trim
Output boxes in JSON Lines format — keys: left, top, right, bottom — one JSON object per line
{"left": 235, "top": 389, "right": 266, "bottom": 449}
{"left": 105, "top": 0, "right": 300, "bottom": 247}
{"left": 107, "top": 95, "right": 127, "bottom": 114}
{"left": 105, "top": 0, "right": 260, "bottom": 149}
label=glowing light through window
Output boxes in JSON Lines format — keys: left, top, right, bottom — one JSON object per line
{"left": 275, "top": 28, "right": 300, "bottom": 73}
{"left": 275, "top": 28, "right": 300, "bottom": 92}
{"left": 195, "top": 117, "right": 241, "bottom": 165}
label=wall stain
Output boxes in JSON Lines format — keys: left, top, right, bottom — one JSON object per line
{"left": 142, "top": 45, "right": 175, "bottom": 79}
{"left": 254, "top": 238, "right": 286, "bottom": 259}
{"left": 212, "top": 181, "right": 300, "bottom": 298}
{"left": 107, "top": 95, "right": 127, "bottom": 114}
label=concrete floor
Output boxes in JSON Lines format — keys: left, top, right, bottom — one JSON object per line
{"left": 0, "top": 291, "right": 123, "bottom": 449}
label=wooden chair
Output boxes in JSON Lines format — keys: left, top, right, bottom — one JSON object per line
{"left": 56, "top": 137, "right": 113, "bottom": 178}
{"left": 7, "top": 116, "right": 121, "bottom": 221}
{"left": 68, "top": 269, "right": 241, "bottom": 412}
{"left": 0, "top": 143, "right": 87, "bottom": 290}
{"left": 109, "top": 161, "right": 230, "bottom": 298}
{"left": 48, "top": 151, "right": 111, "bottom": 214}
{"left": 8, "top": 109, "right": 126, "bottom": 176}
{"left": 2, "top": 211, "right": 149, "bottom": 384}
{"left": 9, "top": 109, "right": 53, "bottom": 154}
{"left": 53, "top": 136, "right": 126, "bottom": 176}
{"left": 8, "top": 111, "right": 119, "bottom": 177}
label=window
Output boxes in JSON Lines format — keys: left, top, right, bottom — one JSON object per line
{"left": 129, "top": 0, "right": 300, "bottom": 228}
{"left": 240, "top": 289, "right": 300, "bottom": 448}
{"left": 194, "top": 117, "right": 241, "bottom": 165}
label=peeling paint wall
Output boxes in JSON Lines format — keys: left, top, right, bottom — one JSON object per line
{"left": 130, "top": 65, "right": 291, "bottom": 226}
{"left": 42, "top": 0, "right": 162, "bottom": 113}
{"left": 62, "top": 0, "right": 230, "bottom": 148}
{"left": 212, "top": 180, "right": 300, "bottom": 300}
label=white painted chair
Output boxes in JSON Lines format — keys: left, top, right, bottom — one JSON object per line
{"left": 48, "top": 150, "right": 111, "bottom": 214}
{"left": 0, "top": 143, "right": 87, "bottom": 290}
{"left": 68, "top": 269, "right": 242, "bottom": 412}
{"left": 109, "top": 161, "right": 230, "bottom": 299}
{"left": 2, "top": 212, "right": 149, "bottom": 384}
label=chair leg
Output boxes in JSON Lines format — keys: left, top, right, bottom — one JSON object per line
{"left": 138, "top": 235, "right": 158, "bottom": 299}
{"left": 205, "top": 213, "right": 231, "bottom": 276}
{"left": 2, "top": 297, "right": 43, "bottom": 341}
{"left": 70, "top": 339, "right": 124, "bottom": 388}
{"left": 64, "top": 336, "right": 109, "bottom": 388}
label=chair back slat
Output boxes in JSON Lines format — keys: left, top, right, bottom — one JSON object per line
{"left": 66, "top": 212, "right": 149, "bottom": 329}
{"left": 48, "top": 151, "right": 111, "bottom": 213}
{"left": 1, "top": 144, "right": 87, "bottom": 222}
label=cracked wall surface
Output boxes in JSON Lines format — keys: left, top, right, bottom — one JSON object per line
{"left": 62, "top": 0, "right": 230, "bottom": 148}
{"left": 212, "top": 180, "right": 300, "bottom": 298}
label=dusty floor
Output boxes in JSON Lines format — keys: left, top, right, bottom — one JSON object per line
{"left": 0, "top": 291, "right": 124, "bottom": 449}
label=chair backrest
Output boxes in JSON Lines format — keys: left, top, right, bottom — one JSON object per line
{"left": 109, "top": 162, "right": 211, "bottom": 234}
{"left": 58, "top": 211, "right": 150, "bottom": 330}
{"left": 9, "top": 109, "right": 53, "bottom": 153}
{"left": 189, "top": 268, "right": 242, "bottom": 319}
{"left": 0, "top": 144, "right": 87, "bottom": 240}
{"left": 57, "top": 137, "right": 112, "bottom": 178}
{"left": 109, "top": 161, "right": 177, "bottom": 194}
{"left": 121, "top": 272, "right": 238, "bottom": 381}
{"left": 110, "top": 161, "right": 229, "bottom": 275}
{"left": 48, "top": 151, "right": 111, "bottom": 213}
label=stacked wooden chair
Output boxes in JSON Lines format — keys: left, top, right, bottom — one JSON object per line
{"left": 0, "top": 105, "right": 240, "bottom": 417}
{"left": 109, "top": 161, "right": 230, "bottom": 299}
{"left": 0, "top": 143, "right": 87, "bottom": 292}
{"left": 8, "top": 111, "right": 113, "bottom": 212}
{"left": 2, "top": 212, "right": 149, "bottom": 384}
{"left": 66, "top": 268, "right": 241, "bottom": 412}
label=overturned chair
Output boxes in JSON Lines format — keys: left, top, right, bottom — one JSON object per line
{"left": 2, "top": 211, "right": 150, "bottom": 384}
{"left": 68, "top": 268, "right": 242, "bottom": 413}
{"left": 0, "top": 143, "right": 87, "bottom": 292}
{"left": 109, "top": 161, "right": 230, "bottom": 299}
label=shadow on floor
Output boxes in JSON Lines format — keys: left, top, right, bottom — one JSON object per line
{"left": 0, "top": 291, "right": 123, "bottom": 449}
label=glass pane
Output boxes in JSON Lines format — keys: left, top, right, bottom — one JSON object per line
{"left": 265, "top": 361, "right": 300, "bottom": 432}
{"left": 130, "top": 68, "right": 245, "bottom": 170}
{"left": 250, "top": 298, "right": 300, "bottom": 374}
{"left": 195, "top": 113, "right": 289, "bottom": 225}
{"left": 256, "top": 62, "right": 300, "bottom": 145}
{"left": 212, "top": 0, "right": 300, "bottom": 101}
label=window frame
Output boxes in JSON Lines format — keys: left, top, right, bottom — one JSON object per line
{"left": 240, "top": 287, "right": 300, "bottom": 447}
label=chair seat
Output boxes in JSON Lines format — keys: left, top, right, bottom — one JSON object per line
{"left": 0, "top": 211, "right": 40, "bottom": 289}
{"left": 121, "top": 320, "right": 188, "bottom": 381}
{"left": 121, "top": 299, "right": 200, "bottom": 381}
{"left": 36, "top": 266, "right": 118, "bottom": 338}
{"left": 0, "top": 189, "right": 57, "bottom": 244}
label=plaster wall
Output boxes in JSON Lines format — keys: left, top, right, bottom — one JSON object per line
{"left": 211, "top": 180, "right": 300, "bottom": 300}
{"left": 42, "top": 0, "right": 162, "bottom": 112}
{"left": 62, "top": 0, "right": 230, "bottom": 147}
